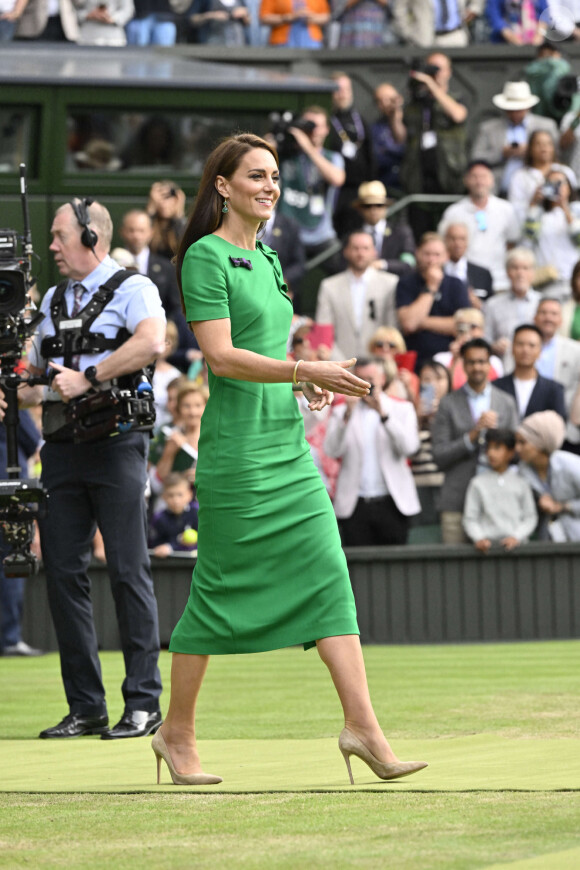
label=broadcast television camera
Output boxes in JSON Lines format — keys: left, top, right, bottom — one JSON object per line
{"left": 0, "top": 166, "right": 48, "bottom": 577}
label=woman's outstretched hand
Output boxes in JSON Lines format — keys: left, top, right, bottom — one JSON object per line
{"left": 298, "top": 358, "right": 371, "bottom": 397}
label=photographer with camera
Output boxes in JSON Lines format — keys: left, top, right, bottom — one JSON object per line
{"left": 24, "top": 198, "right": 165, "bottom": 740}
{"left": 277, "top": 105, "right": 345, "bottom": 275}
{"left": 399, "top": 52, "right": 468, "bottom": 240}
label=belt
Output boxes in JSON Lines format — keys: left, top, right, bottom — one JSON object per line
{"left": 360, "top": 495, "right": 390, "bottom": 504}
{"left": 435, "top": 26, "right": 463, "bottom": 35}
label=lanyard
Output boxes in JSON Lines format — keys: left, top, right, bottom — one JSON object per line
{"left": 332, "top": 111, "right": 365, "bottom": 145}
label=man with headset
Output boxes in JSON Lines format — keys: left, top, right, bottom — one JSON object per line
{"left": 26, "top": 199, "right": 166, "bottom": 739}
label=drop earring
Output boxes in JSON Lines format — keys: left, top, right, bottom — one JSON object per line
{"left": 222, "top": 199, "right": 229, "bottom": 214}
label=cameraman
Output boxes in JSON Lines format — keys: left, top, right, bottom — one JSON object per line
{"left": 400, "top": 52, "right": 468, "bottom": 240}
{"left": 24, "top": 199, "right": 165, "bottom": 740}
{"left": 277, "top": 105, "right": 345, "bottom": 276}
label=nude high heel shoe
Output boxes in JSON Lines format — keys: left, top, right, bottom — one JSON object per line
{"left": 152, "top": 730, "right": 223, "bottom": 785}
{"left": 338, "top": 727, "right": 428, "bottom": 785}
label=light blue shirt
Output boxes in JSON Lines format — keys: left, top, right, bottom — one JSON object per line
{"left": 29, "top": 255, "right": 165, "bottom": 399}
{"left": 462, "top": 382, "right": 492, "bottom": 471}
{"left": 502, "top": 120, "right": 529, "bottom": 192}
{"left": 433, "top": 0, "right": 461, "bottom": 31}
{"left": 536, "top": 337, "right": 557, "bottom": 380}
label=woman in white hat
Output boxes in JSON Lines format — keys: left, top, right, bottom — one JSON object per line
{"left": 508, "top": 129, "right": 577, "bottom": 227}
{"left": 487, "top": 0, "right": 548, "bottom": 45}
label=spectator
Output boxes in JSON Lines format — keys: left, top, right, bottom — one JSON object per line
{"left": 188, "top": 0, "right": 249, "bottom": 44}
{"left": 411, "top": 359, "right": 451, "bottom": 527}
{"left": 431, "top": 337, "right": 518, "bottom": 543}
{"left": 148, "top": 473, "right": 199, "bottom": 557}
{"left": 559, "top": 259, "right": 580, "bottom": 340}
{"left": 15, "top": 0, "right": 78, "bottom": 40}
{"left": 260, "top": 207, "right": 305, "bottom": 302}
{"left": 125, "top": 0, "right": 177, "bottom": 44}
{"left": 560, "top": 99, "right": 580, "bottom": 182}
{"left": 463, "top": 428, "right": 537, "bottom": 552}
{"left": 438, "top": 159, "right": 520, "bottom": 292}
{"left": 400, "top": 52, "right": 468, "bottom": 238}
{"left": 146, "top": 180, "right": 187, "bottom": 260}
{"left": 392, "top": 0, "right": 480, "bottom": 47}
{"left": 471, "top": 81, "right": 559, "bottom": 195}
{"left": 277, "top": 106, "right": 345, "bottom": 275}
{"left": 434, "top": 307, "right": 504, "bottom": 389}
{"left": 324, "top": 358, "right": 421, "bottom": 546}
{"left": 0, "top": 0, "right": 29, "bottom": 40}
{"left": 442, "top": 222, "right": 493, "bottom": 308}
{"left": 120, "top": 209, "right": 181, "bottom": 321}
{"left": 486, "top": 0, "right": 548, "bottom": 44}
{"left": 315, "top": 230, "right": 398, "bottom": 360}
{"left": 516, "top": 410, "right": 580, "bottom": 541}
{"left": 333, "top": 0, "right": 393, "bottom": 47}
{"left": 533, "top": 297, "right": 580, "bottom": 452}
{"left": 328, "top": 72, "right": 376, "bottom": 237}
{"left": 370, "top": 82, "right": 406, "bottom": 195}
{"left": 346, "top": 181, "right": 415, "bottom": 277}
{"left": 494, "top": 324, "right": 566, "bottom": 420}
{"left": 259, "top": 0, "right": 330, "bottom": 46}
{"left": 152, "top": 320, "right": 182, "bottom": 430}
{"left": 396, "top": 232, "right": 470, "bottom": 370}
{"left": 368, "top": 325, "right": 420, "bottom": 401}
{"left": 508, "top": 129, "right": 577, "bottom": 228}
{"left": 523, "top": 168, "right": 580, "bottom": 299}
{"left": 76, "top": 0, "right": 134, "bottom": 45}
{"left": 484, "top": 248, "right": 541, "bottom": 360}
{"left": 149, "top": 382, "right": 208, "bottom": 493}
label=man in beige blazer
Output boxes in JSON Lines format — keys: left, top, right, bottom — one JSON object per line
{"left": 315, "top": 230, "right": 398, "bottom": 361}
{"left": 15, "top": 0, "right": 78, "bottom": 40}
{"left": 534, "top": 298, "right": 580, "bottom": 449}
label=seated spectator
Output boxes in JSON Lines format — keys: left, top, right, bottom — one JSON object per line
{"left": 329, "top": 72, "right": 376, "bottom": 237}
{"left": 560, "top": 100, "right": 580, "bottom": 182}
{"left": 72, "top": 137, "right": 123, "bottom": 172}
{"left": 399, "top": 52, "right": 468, "bottom": 238}
{"left": 277, "top": 105, "right": 345, "bottom": 275}
{"left": 260, "top": 207, "right": 305, "bottom": 303}
{"left": 410, "top": 359, "right": 451, "bottom": 526}
{"left": 396, "top": 232, "right": 470, "bottom": 371}
{"left": 152, "top": 321, "right": 182, "bottom": 430}
{"left": 146, "top": 180, "right": 187, "bottom": 260}
{"left": 345, "top": 181, "right": 415, "bottom": 277}
{"left": 434, "top": 308, "right": 504, "bottom": 389}
{"left": 523, "top": 168, "right": 580, "bottom": 299}
{"left": 259, "top": 0, "right": 330, "bottom": 46}
{"left": 392, "top": 0, "right": 476, "bottom": 47}
{"left": 148, "top": 473, "right": 199, "bottom": 557}
{"left": 439, "top": 160, "right": 521, "bottom": 293}
{"left": 508, "top": 129, "right": 576, "bottom": 227}
{"left": 15, "top": 0, "right": 79, "bottom": 40}
{"left": 559, "top": 259, "right": 580, "bottom": 340}
{"left": 368, "top": 325, "right": 419, "bottom": 401}
{"left": 0, "top": 0, "right": 29, "bottom": 41}
{"left": 125, "top": 0, "right": 176, "bottom": 44}
{"left": 442, "top": 222, "right": 493, "bottom": 309}
{"left": 315, "top": 230, "right": 397, "bottom": 360}
{"left": 484, "top": 248, "right": 541, "bottom": 360}
{"left": 76, "top": 0, "right": 134, "bottom": 45}
{"left": 370, "top": 82, "right": 406, "bottom": 195}
{"left": 431, "top": 337, "right": 519, "bottom": 544}
{"left": 486, "top": 0, "right": 547, "bottom": 44}
{"left": 494, "top": 324, "right": 566, "bottom": 420}
{"left": 189, "top": 0, "right": 249, "bottom": 44}
{"left": 463, "top": 429, "right": 537, "bottom": 552}
{"left": 149, "top": 382, "right": 208, "bottom": 494}
{"left": 333, "top": 0, "right": 393, "bottom": 47}
{"left": 471, "top": 81, "right": 559, "bottom": 195}
{"left": 516, "top": 410, "right": 580, "bottom": 541}
{"left": 324, "top": 357, "right": 420, "bottom": 546}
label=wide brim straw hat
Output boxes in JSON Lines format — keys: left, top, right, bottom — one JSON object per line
{"left": 492, "top": 81, "right": 540, "bottom": 111}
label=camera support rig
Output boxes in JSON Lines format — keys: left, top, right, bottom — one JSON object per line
{"left": 0, "top": 164, "right": 48, "bottom": 576}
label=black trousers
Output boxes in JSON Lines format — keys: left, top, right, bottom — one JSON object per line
{"left": 39, "top": 432, "right": 162, "bottom": 717}
{"left": 339, "top": 495, "right": 409, "bottom": 547}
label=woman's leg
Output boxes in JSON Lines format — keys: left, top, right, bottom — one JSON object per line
{"left": 316, "top": 634, "right": 400, "bottom": 763}
{"left": 160, "top": 652, "right": 210, "bottom": 774}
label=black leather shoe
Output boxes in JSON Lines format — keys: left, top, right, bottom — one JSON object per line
{"left": 101, "top": 710, "right": 162, "bottom": 740}
{"left": 39, "top": 713, "right": 109, "bottom": 739}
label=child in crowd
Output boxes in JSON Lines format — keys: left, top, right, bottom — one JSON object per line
{"left": 148, "top": 473, "right": 199, "bottom": 557}
{"left": 463, "top": 429, "right": 537, "bottom": 552}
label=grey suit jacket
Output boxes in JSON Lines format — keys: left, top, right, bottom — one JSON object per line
{"left": 471, "top": 115, "right": 559, "bottom": 191}
{"left": 431, "top": 385, "right": 519, "bottom": 512}
{"left": 315, "top": 268, "right": 398, "bottom": 360}
{"left": 16, "top": 0, "right": 79, "bottom": 40}
{"left": 554, "top": 336, "right": 580, "bottom": 444}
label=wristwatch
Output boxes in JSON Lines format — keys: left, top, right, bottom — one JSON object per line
{"left": 84, "top": 365, "right": 101, "bottom": 388}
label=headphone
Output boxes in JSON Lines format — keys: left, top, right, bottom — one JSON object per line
{"left": 71, "top": 197, "right": 98, "bottom": 250}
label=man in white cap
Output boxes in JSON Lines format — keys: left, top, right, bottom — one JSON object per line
{"left": 351, "top": 181, "right": 416, "bottom": 277}
{"left": 471, "top": 81, "right": 558, "bottom": 194}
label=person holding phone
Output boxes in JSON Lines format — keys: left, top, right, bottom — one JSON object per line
{"left": 76, "top": 0, "right": 134, "bottom": 45}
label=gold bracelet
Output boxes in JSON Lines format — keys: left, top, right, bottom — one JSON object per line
{"left": 292, "top": 359, "right": 303, "bottom": 385}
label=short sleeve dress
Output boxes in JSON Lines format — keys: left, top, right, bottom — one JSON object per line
{"left": 168, "top": 234, "right": 358, "bottom": 654}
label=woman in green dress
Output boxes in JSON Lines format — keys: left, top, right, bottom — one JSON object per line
{"left": 152, "top": 133, "right": 428, "bottom": 786}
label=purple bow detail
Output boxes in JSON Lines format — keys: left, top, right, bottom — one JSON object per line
{"left": 229, "top": 256, "right": 253, "bottom": 271}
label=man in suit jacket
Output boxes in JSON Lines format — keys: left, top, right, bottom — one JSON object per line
{"left": 442, "top": 221, "right": 493, "bottom": 309}
{"left": 120, "top": 209, "right": 181, "bottom": 321}
{"left": 534, "top": 298, "right": 580, "bottom": 449}
{"left": 392, "top": 0, "right": 482, "bottom": 47}
{"left": 494, "top": 324, "right": 566, "bottom": 421}
{"left": 315, "top": 230, "right": 398, "bottom": 360}
{"left": 432, "top": 337, "right": 519, "bottom": 543}
{"left": 324, "top": 359, "right": 420, "bottom": 546}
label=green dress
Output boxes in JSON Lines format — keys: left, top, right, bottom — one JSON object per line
{"left": 168, "top": 234, "right": 359, "bottom": 655}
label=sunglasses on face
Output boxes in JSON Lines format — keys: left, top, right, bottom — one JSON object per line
{"left": 361, "top": 203, "right": 386, "bottom": 209}
{"left": 373, "top": 341, "right": 398, "bottom": 349}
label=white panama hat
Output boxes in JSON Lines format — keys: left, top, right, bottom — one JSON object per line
{"left": 492, "top": 81, "right": 540, "bottom": 111}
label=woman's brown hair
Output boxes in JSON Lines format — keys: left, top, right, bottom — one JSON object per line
{"left": 524, "top": 130, "right": 555, "bottom": 168}
{"left": 175, "top": 133, "right": 279, "bottom": 301}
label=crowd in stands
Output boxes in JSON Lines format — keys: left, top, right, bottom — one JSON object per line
{"left": 3, "top": 0, "right": 580, "bottom": 47}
